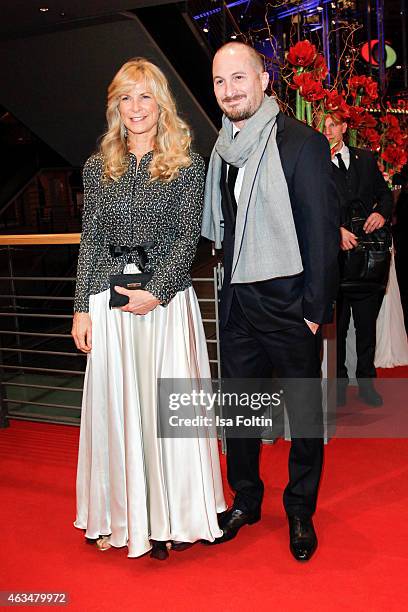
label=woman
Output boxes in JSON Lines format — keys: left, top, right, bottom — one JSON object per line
{"left": 71, "top": 58, "right": 226, "bottom": 560}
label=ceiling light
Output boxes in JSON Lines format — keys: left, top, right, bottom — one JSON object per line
{"left": 39, "top": 7, "right": 49, "bottom": 12}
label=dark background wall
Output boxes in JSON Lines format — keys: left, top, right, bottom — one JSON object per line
{"left": 0, "top": 14, "right": 217, "bottom": 165}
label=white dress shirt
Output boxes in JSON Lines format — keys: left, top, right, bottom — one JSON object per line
{"left": 331, "top": 142, "right": 350, "bottom": 170}
{"left": 228, "top": 125, "right": 246, "bottom": 202}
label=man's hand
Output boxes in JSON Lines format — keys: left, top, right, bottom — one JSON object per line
{"left": 114, "top": 287, "right": 161, "bottom": 315}
{"left": 363, "top": 212, "right": 385, "bottom": 233}
{"left": 72, "top": 312, "right": 92, "bottom": 353}
{"left": 304, "top": 318, "right": 320, "bottom": 335}
{"left": 340, "top": 226, "right": 358, "bottom": 251}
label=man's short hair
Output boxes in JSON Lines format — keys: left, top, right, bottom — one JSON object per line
{"left": 215, "top": 42, "right": 265, "bottom": 73}
{"left": 325, "top": 112, "right": 347, "bottom": 126}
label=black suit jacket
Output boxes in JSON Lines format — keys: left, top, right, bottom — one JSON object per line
{"left": 333, "top": 146, "right": 392, "bottom": 226}
{"left": 219, "top": 112, "right": 340, "bottom": 331}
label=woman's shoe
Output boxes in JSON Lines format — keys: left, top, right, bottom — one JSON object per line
{"left": 150, "top": 540, "right": 169, "bottom": 561}
{"left": 96, "top": 535, "right": 111, "bottom": 551}
{"left": 171, "top": 541, "right": 194, "bottom": 552}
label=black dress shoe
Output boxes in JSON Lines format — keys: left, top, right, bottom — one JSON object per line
{"left": 202, "top": 508, "right": 261, "bottom": 545}
{"left": 358, "top": 382, "right": 383, "bottom": 406}
{"left": 288, "top": 515, "right": 317, "bottom": 562}
{"left": 150, "top": 540, "right": 169, "bottom": 560}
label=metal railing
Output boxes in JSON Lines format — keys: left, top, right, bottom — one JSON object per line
{"left": 0, "top": 234, "right": 222, "bottom": 428}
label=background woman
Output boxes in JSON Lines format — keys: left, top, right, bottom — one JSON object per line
{"left": 71, "top": 57, "right": 226, "bottom": 560}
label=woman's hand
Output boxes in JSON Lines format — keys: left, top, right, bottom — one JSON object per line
{"left": 114, "top": 287, "right": 161, "bottom": 315}
{"left": 72, "top": 312, "right": 92, "bottom": 353}
{"left": 340, "top": 227, "right": 358, "bottom": 251}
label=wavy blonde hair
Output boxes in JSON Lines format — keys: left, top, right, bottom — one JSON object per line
{"left": 99, "top": 58, "right": 192, "bottom": 182}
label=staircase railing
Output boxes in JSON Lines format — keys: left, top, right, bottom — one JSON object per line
{"left": 0, "top": 234, "right": 221, "bottom": 428}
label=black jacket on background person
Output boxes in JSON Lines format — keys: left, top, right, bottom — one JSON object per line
{"left": 334, "top": 146, "right": 392, "bottom": 226}
{"left": 334, "top": 145, "right": 393, "bottom": 381}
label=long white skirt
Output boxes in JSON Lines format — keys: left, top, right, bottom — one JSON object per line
{"left": 74, "top": 266, "right": 226, "bottom": 557}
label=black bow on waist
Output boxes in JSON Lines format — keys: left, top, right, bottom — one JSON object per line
{"left": 109, "top": 242, "right": 154, "bottom": 272}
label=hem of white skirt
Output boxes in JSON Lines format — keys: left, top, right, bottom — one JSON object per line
{"left": 74, "top": 511, "right": 227, "bottom": 558}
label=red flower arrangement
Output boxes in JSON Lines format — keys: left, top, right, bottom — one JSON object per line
{"left": 284, "top": 39, "right": 406, "bottom": 185}
{"left": 322, "top": 90, "right": 350, "bottom": 119}
{"left": 381, "top": 145, "right": 408, "bottom": 170}
{"left": 348, "top": 75, "right": 378, "bottom": 104}
{"left": 291, "top": 73, "right": 326, "bottom": 102}
{"left": 312, "top": 54, "right": 329, "bottom": 80}
{"left": 348, "top": 106, "right": 377, "bottom": 129}
{"left": 359, "top": 128, "right": 381, "bottom": 150}
{"left": 287, "top": 40, "right": 317, "bottom": 67}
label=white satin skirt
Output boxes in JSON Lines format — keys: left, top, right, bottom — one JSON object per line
{"left": 74, "top": 265, "right": 226, "bottom": 557}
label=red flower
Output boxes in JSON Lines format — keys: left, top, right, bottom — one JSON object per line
{"left": 287, "top": 40, "right": 317, "bottom": 67}
{"left": 381, "top": 145, "right": 408, "bottom": 170}
{"left": 386, "top": 127, "right": 405, "bottom": 146}
{"left": 291, "top": 73, "right": 325, "bottom": 101}
{"left": 381, "top": 114, "right": 399, "bottom": 128}
{"left": 347, "top": 107, "right": 365, "bottom": 129}
{"left": 348, "top": 75, "right": 367, "bottom": 91}
{"left": 323, "top": 90, "right": 350, "bottom": 118}
{"left": 348, "top": 106, "right": 377, "bottom": 129}
{"left": 359, "top": 128, "right": 381, "bottom": 150}
{"left": 312, "top": 54, "right": 328, "bottom": 80}
{"left": 348, "top": 75, "right": 378, "bottom": 102}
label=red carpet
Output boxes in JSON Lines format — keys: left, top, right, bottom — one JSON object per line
{"left": 1, "top": 420, "right": 408, "bottom": 611}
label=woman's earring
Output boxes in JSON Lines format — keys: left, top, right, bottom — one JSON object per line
{"left": 123, "top": 126, "right": 128, "bottom": 139}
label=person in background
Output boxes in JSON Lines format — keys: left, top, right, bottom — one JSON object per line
{"left": 323, "top": 113, "right": 392, "bottom": 406}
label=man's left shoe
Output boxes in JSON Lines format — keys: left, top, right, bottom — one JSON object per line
{"left": 288, "top": 515, "right": 317, "bottom": 562}
{"left": 358, "top": 382, "right": 383, "bottom": 407}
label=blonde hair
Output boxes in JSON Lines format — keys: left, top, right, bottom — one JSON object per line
{"left": 99, "top": 58, "right": 192, "bottom": 182}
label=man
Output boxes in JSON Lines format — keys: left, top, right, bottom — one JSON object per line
{"left": 323, "top": 114, "right": 392, "bottom": 407}
{"left": 202, "top": 42, "right": 339, "bottom": 561}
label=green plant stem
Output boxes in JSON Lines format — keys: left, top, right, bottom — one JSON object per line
{"left": 348, "top": 129, "right": 357, "bottom": 147}
{"left": 296, "top": 90, "right": 301, "bottom": 120}
{"left": 305, "top": 101, "right": 312, "bottom": 126}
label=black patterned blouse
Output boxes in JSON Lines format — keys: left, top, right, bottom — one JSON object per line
{"left": 74, "top": 151, "right": 205, "bottom": 312}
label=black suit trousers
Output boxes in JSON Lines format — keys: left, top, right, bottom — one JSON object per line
{"left": 220, "top": 295, "right": 324, "bottom": 518}
{"left": 336, "top": 289, "right": 384, "bottom": 379}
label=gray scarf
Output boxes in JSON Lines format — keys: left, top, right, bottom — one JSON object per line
{"left": 202, "top": 96, "right": 303, "bottom": 283}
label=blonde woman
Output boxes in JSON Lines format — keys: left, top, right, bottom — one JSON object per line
{"left": 71, "top": 58, "right": 226, "bottom": 560}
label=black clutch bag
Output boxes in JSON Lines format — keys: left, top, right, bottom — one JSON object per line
{"left": 108, "top": 242, "right": 154, "bottom": 309}
{"left": 109, "top": 272, "right": 153, "bottom": 308}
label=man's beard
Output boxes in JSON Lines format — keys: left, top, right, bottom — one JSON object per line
{"left": 224, "top": 107, "right": 254, "bottom": 122}
{"left": 221, "top": 96, "right": 257, "bottom": 122}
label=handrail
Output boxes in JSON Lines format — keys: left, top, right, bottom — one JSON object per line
{"left": 0, "top": 233, "right": 80, "bottom": 245}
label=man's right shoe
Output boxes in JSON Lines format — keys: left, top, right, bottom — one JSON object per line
{"left": 288, "top": 515, "right": 317, "bottom": 562}
{"left": 203, "top": 508, "right": 261, "bottom": 545}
